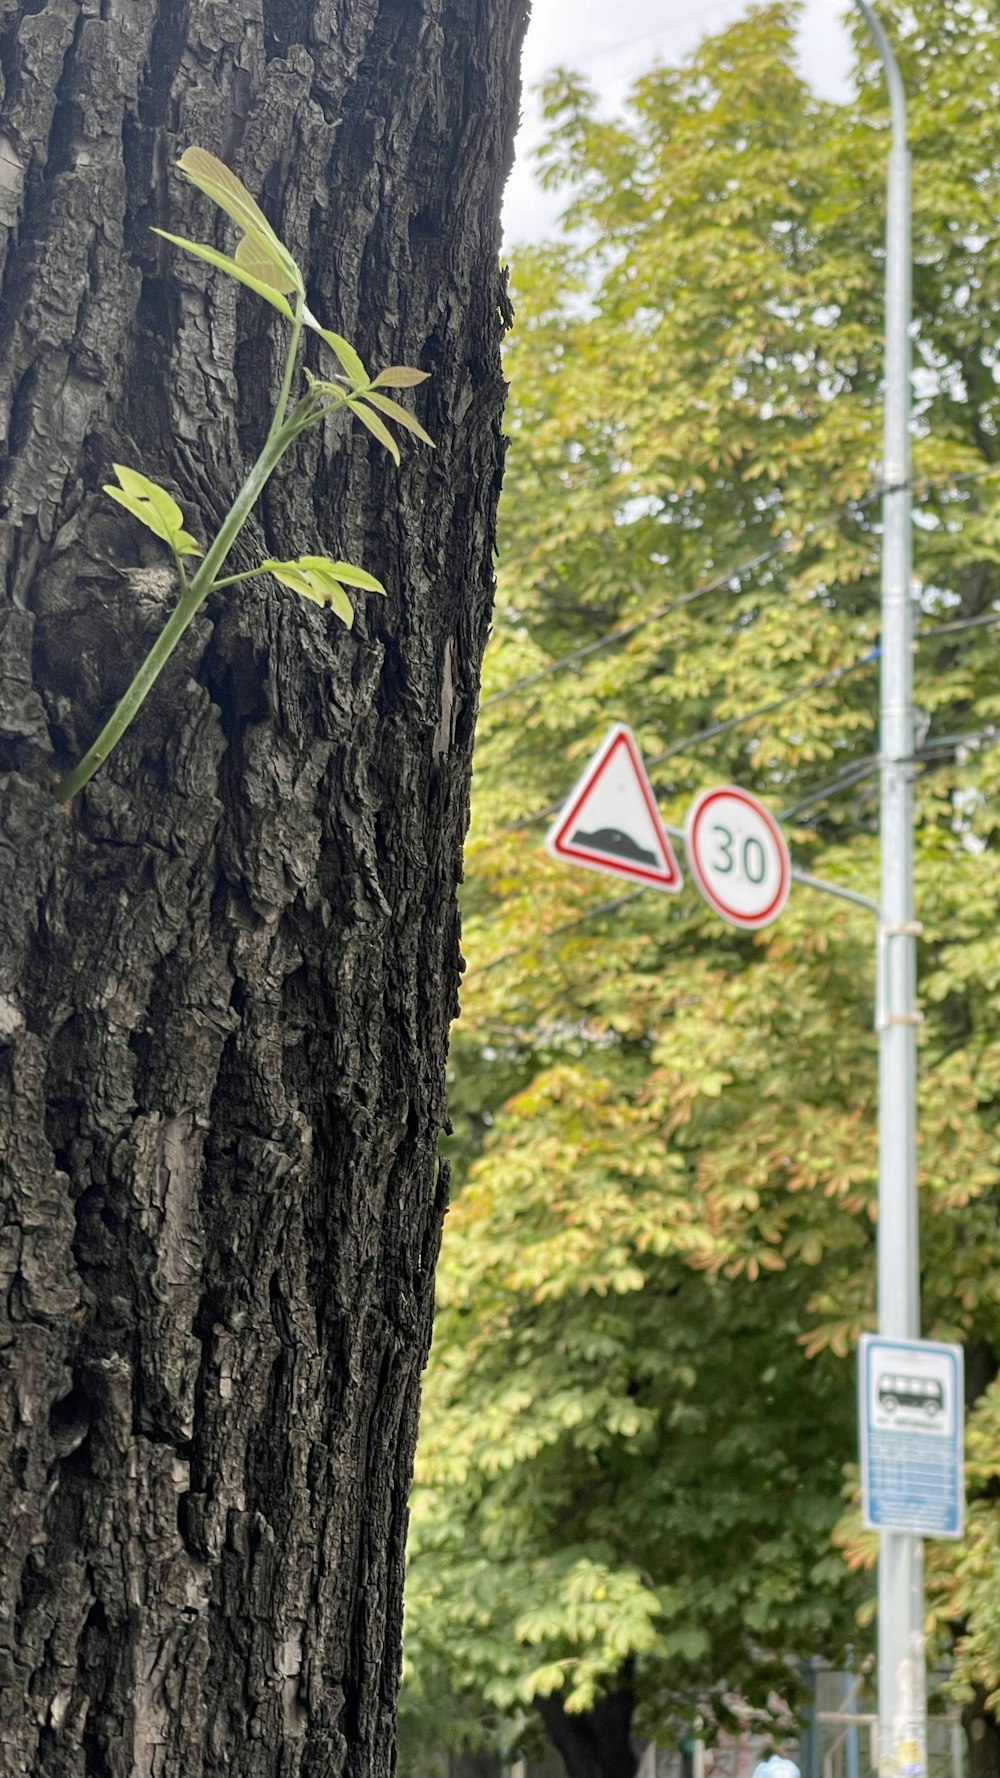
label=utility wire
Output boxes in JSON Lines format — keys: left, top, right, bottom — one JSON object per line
{"left": 779, "top": 754, "right": 883, "bottom": 820}
{"left": 913, "top": 724, "right": 999, "bottom": 758}
{"left": 920, "top": 609, "right": 1000, "bottom": 641}
{"left": 499, "top": 647, "right": 881, "bottom": 837}
{"left": 551, "top": 0, "right": 749, "bottom": 79}
{"left": 484, "top": 510, "right": 869, "bottom": 709}
{"left": 484, "top": 600, "right": 998, "bottom": 793}
{"left": 647, "top": 652, "right": 879, "bottom": 770}
{"left": 471, "top": 887, "right": 645, "bottom": 979}
{"left": 767, "top": 721, "right": 998, "bottom": 824}
{"left": 469, "top": 729, "right": 1000, "bottom": 981}
{"left": 483, "top": 465, "right": 999, "bottom": 712}
{"left": 478, "top": 470, "right": 998, "bottom": 792}
{"left": 483, "top": 599, "right": 998, "bottom": 842}
{"left": 482, "top": 601, "right": 999, "bottom": 801}
{"left": 467, "top": 465, "right": 999, "bottom": 975}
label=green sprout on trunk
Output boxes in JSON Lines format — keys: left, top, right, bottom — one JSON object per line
{"left": 55, "top": 145, "right": 433, "bottom": 803}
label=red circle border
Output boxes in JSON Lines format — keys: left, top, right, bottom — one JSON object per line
{"left": 685, "top": 786, "right": 790, "bottom": 929}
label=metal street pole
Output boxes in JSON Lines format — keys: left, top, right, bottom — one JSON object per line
{"left": 853, "top": 6, "right": 924, "bottom": 1774}
{"left": 553, "top": 10, "right": 921, "bottom": 1764}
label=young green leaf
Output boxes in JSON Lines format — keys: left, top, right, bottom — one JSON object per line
{"left": 175, "top": 146, "right": 302, "bottom": 294}
{"left": 298, "top": 557, "right": 387, "bottom": 595}
{"left": 313, "top": 327, "right": 369, "bottom": 391}
{"left": 371, "top": 366, "right": 431, "bottom": 388}
{"left": 103, "top": 465, "right": 203, "bottom": 556}
{"left": 234, "top": 231, "right": 298, "bottom": 296}
{"left": 260, "top": 556, "right": 356, "bottom": 627}
{"left": 112, "top": 465, "right": 184, "bottom": 532}
{"left": 347, "top": 399, "right": 401, "bottom": 464}
{"left": 175, "top": 533, "right": 202, "bottom": 557}
{"left": 363, "top": 391, "right": 435, "bottom": 449}
{"left": 152, "top": 230, "right": 296, "bottom": 318}
{"left": 177, "top": 147, "right": 277, "bottom": 245}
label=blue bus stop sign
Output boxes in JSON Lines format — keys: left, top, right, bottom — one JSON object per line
{"left": 859, "top": 1335, "right": 964, "bottom": 1538}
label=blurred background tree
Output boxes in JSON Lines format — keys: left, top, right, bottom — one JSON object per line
{"left": 400, "top": 3, "right": 1000, "bottom": 1774}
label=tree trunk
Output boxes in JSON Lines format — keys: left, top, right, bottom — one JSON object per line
{"left": 536, "top": 1686, "right": 639, "bottom": 1778}
{"left": 963, "top": 1694, "right": 1000, "bottom": 1778}
{"left": 0, "top": 0, "right": 526, "bottom": 1773}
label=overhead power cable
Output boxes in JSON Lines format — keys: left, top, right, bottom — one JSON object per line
{"left": 556, "top": 0, "right": 748, "bottom": 79}
{"left": 472, "top": 886, "right": 646, "bottom": 979}
{"left": 484, "top": 600, "right": 998, "bottom": 842}
{"left": 920, "top": 609, "right": 1000, "bottom": 641}
{"left": 487, "top": 599, "right": 998, "bottom": 792}
{"left": 473, "top": 762, "right": 877, "bottom": 979}
{"left": 912, "top": 724, "right": 999, "bottom": 759}
{"left": 778, "top": 754, "right": 883, "bottom": 820}
{"left": 484, "top": 506, "right": 873, "bottom": 710}
{"left": 769, "top": 720, "right": 998, "bottom": 823}
{"left": 500, "top": 647, "right": 881, "bottom": 837}
{"left": 647, "top": 653, "right": 880, "bottom": 770}
{"left": 469, "top": 729, "right": 1000, "bottom": 981}
{"left": 482, "top": 465, "right": 999, "bottom": 712}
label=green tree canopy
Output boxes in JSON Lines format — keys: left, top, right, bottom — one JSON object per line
{"left": 402, "top": 1, "right": 1000, "bottom": 1767}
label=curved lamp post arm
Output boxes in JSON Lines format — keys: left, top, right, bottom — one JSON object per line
{"left": 854, "top": 0, "right": 908, "bottom": 142}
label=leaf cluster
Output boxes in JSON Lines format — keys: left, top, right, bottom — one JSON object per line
{"left": 58, "top": 146, "right": 434, "bottom": 799}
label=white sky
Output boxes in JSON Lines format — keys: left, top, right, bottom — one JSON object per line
{"left": 503, "top": 0, "right": 856, "bottom": 245}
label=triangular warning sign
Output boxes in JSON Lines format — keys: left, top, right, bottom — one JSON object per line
{"left": 546, "top": 724, "right": 683, "bottom": 892}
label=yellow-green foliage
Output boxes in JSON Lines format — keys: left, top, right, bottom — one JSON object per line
{"left": 401, "top": 0, "right": 1000, "bottom": 1764}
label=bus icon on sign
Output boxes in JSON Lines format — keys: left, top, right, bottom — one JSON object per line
{"left": 877, "top": 1374, "right": 944, "bottom": 1418}
{"left": 860, "top": 1335, "right": 964, "bottom": 1537}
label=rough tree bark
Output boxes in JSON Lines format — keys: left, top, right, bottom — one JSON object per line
{"left": 0, "top": 0, "right": 526, "bottom": 1772}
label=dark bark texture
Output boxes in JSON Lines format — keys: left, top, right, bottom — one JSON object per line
{"left": 962, "top": 1693, "right": 1000, "bottom": 1778}
{"left": 536, "top": 1687, "right": 639, "bottom": 1778}
{"left": 0, "top": 0, "right": 526, "bottom": 1772}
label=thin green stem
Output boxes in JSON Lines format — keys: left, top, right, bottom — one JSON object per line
{"left": 270, "top": 297, "right": 305, "bottom": 440}
{"left": 54, "top": 577, "right": 210, "bottom": 802}
{"left": 208, "top": 568, "right": 268, "bottom": 592}
{"left": 55, "top": 384, "right": 306, "bottom": 803}
{"left": 53, "top": 294, "right": 371, "bottom": 802}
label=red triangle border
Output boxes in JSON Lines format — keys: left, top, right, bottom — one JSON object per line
{"left": 546, "top": 724, "right": 684, "bottom": 893}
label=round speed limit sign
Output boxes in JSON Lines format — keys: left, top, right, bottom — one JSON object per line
{"left": 685, "top": 786, "right": 791, "bottom": 929}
